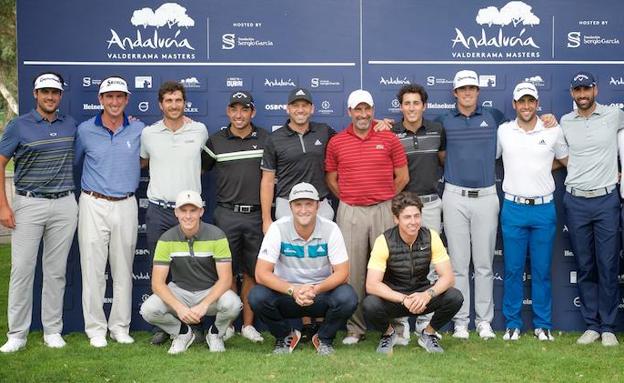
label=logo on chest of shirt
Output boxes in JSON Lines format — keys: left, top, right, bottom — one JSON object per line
{"left": 49, "top": 132, "right": 58, "bottom": 137}
{"left": 537, "top": 139, "right": 547, "bottom": 145}
{"left": 314, "top": 139, "right": 323, "bottom": 146}
{"left": 184, "top": 139, "right": 195, "bottom": 144}
{"left": 480, "top": 121, "right": 489, "bottom": 127}
{"left": 375, "top": 144, "right": 385, "bottom": 150}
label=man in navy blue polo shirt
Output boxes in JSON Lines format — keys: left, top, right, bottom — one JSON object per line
{"left": 0, "top": 72, "right": 78, "bottom": 353}
{"left": 75, "top": 76, "right": 144, "bottom": 348}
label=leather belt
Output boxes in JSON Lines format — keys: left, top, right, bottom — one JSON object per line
{"left": 149, "top": 200, "right": 176, "bottom": 209}
{"left": 504, "top": 193, "right": 553, "bottom": 205}
{"left": 418, "top": 194, "right": 439, "bottom": 204}
{"left": 82, "top": 190, "right": 134, "bottom": 201}
{"left": 218, "top": 202, "right": 260, "bottom": 213}
{"left": 565, "top": 185, "right": 616, "bottom": 198}
{"left": 16, "top": 190, "right": 72, "bottom": 199}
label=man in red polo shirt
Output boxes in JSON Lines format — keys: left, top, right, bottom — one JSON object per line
{"left": 325, "top": 89, "right": 408, "bottom": 344}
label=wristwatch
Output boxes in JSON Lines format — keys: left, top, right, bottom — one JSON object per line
{"left": 426, "top": 288, "right": 436, "bottom": 298}
{"left": 286, "top": 286, "right": 294, "bottom": 296}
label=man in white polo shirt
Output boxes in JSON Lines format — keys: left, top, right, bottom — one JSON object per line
{"left": 497, "top": 82, "right": 568, "bottom": 342}
{"left": 140, "top": 81, "right": 209, "bottom": 344}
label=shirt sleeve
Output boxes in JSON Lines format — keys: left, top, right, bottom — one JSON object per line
{"left": 74, "top": 124, "right": 86, "bottom": 167}
{"left": 367, "top": 234, "right": 390, "bottom": 272}
{"left": 153, "top": 240, "right": 172, "bottom": 265}
{"left": 212, "top": 237, "right": 232, "bottom": 263}
{"left": 327, "top": 224, "right": 348, "bottom": 265}
{"left": 439, "top": 126, "right": 446, "bottom": 151}
{"left": 492, "top": 107, "right": 509, "bottom": 125}
{"left": 139, "top": 129, "right": 149, "bottom": 159}
{"left": 496, "top": 126, "right": 503, "bottom": 159}
{"left": 257, "top": 222, "right": 282, "bottom": 264}
{"left": 553, "top": 127, "right": 569, "bottom": 160}
{"left": 260, "top": 135, "right": 277, "bottom": 172}
{"left": 617, "top": 108, "right": 624, "bottom": 131}
{"left": 430, "top": 229, "right": 450, "bottom": 264}
{"left": 324, "top": 135, "right": 338, "bottom": 172}
{"left": 389, "top": 134, "right": 408, "bottom": 167}
{"left": 0, "top": 118, "right": 20, "bottom": 158}
{"left": 201, "top": 136, "right": 217, "bottom": 171}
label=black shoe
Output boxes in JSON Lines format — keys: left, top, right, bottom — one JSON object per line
{"left": 150, "top": 329, "right": 169, "bottom": 345}
{"left": 301, "top": 323, "right": 319, "bottom": 343}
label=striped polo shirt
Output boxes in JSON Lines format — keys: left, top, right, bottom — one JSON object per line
{"left": 153, "top": 222, "right": 231, "bottom": 291}
{"left": 75, "top": 113, "right": 144, "bottom": 197}
{"left": 436, "top": 106, "right": 506, "bottom": 188}
{"left": 203, "top": 124, "right": 268, "bottom": 205}
{"left": 325, "top": 123, "right": 407, "bottom": 205}
{"left": 258, "top": 215, "right": 348, "bottom": 284}
{"left": 0, "top": 109, "right": 76, "bottom": 193}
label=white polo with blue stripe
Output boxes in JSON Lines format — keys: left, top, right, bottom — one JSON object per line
{"left": 258, "top": 215, "right": 348, "bottom": 284}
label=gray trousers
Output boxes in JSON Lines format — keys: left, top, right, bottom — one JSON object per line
{"left": 442, "top": 184, "right": 499, "bottom": 327}
{"left": 337, "top": 200, "right": 394, "bottom": 337}
{"left": 140, "top": 282, "right": 242, "bottom": 336}
{"left": 7, "top": 193, "right": 78, "bottom": 339}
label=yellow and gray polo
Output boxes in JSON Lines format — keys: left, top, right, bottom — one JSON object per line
{"left": 153, "top": 222, "right": 231, "bottom": 291}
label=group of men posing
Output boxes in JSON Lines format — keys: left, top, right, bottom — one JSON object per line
{"left": 0, "top": 68, "right": 622, "bottom": 356}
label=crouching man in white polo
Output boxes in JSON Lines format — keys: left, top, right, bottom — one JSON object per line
{"left": 140, "top": 190, "right": 242, "bottom": 354}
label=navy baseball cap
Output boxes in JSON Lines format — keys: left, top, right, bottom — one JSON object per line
{"left": 570, "top": 71, "right": 596, "bottom": 89}
{"left": 228, "top": 91, "right": 255, "bottom": 108}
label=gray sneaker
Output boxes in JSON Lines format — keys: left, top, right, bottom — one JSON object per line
{"left": 273, "top": 329, "right": 301, "bottom": 354}
{"left": 376, "top": 332, "right": 396, "bottom": 355}
{"left": 577, "top": 330, "right": 600, "bottom": 345}
{"left": 418, "top": 331, "right": 444, "bottom": 353}
{"left": 601, "top": 332, "right": 619, "bottom": 347}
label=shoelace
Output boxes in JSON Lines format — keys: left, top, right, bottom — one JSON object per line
{"left": 425, "top": 333, "right": 440, "bottom": 347}
{"left": 379, "top": 335, "right": 393, "bottom": 348}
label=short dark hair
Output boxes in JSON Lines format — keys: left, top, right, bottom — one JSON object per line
{"left": 32, "top": 71, "right": 65, "bottom": 88}
{"left": 396, "top": 84, "right": 428, "bottom": 104}
{"left": 158, "top": 81, "right": 186, "bottom": 102}
{"left": 391, "top": 191, "right": 423, "bottom": 217}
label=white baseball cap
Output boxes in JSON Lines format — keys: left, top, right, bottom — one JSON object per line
{"left": 453, "top": 70, "right": 479, "bottom": 89}
{"left": 513, "top": 82, "right": 539, "bottom": 101}
{"left": 288, "top": 182, "right": 320, "bottom": 202}
{"left": 175, "top": 190, "right": 204, "bottom": 209}
{"left": 34, "top": 73, "right": 64, "bottom": 91}
{"left": 99, "top": 76, "right": 131, "bottom": 94}
{"left": 347, "top": 89, "right": 374, "bottom": 109}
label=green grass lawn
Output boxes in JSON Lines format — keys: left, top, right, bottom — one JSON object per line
{"left": 0, "top": 243, "right": 623, "bottom": 382}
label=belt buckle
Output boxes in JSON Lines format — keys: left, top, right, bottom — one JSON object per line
{"left": 585, "top": 189, "right": 596, "bottom": 198}
{"left": 467, "top": 190, "right": 479, "bottom": 198}
{"left": 238, "top": 205, "right": 252, "bottom": 213}
{"left": 524, "top": 198, "right": 535, "bottom": 205}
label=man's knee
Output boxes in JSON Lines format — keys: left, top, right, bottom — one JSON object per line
{"left": 248, "top": 285, "right": 271, "bottom": 312}
{"left": 330, "top": 284, "right": 358, "bottom": 315}
{"left": 362, "top": 294, "right": 384, "bottom": 319}
{"left": 444, "top": 287, "right": 464, "bottom": 311}
{"left": 139, "top": 294, "right": 161, "bottom": 324}
{"left": 219, "top": 290, "right": 243, "bottom": 318}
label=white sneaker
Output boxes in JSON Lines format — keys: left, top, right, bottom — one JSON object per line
{"left": 241, "top": 325, "right": 264, "bottom": 343}
{"left": 503, "top": 328, "right": 520, "bottom": 341}
{"left": 577, "top": 330, "right": 600, "bottom": 345}
{"left": 477, "top": 322, "right": 496, "bottom": 340}
{"left": 342, "top": 334, "right": 362, "bottom": 345}
{"left": 601, "top": 332, "right": 619, "bottom": 347}
{"left": 89, "top": 336, "right": 108, "bottom": 348}
{"left": 0, "top": 338, "right": 27, "bottom": 353}
{"left": 43, "top": 334, "right": 66, "bottom": 348}
{"left": 206, "top": 327, "right": 225, "bottom": 352}
{"left": 223, "top": 325, "right": 235, "bottom": 341}
{"left": 110, "top": 332, "right": 134, "bottom": 344}
{"left": 452, "top": 325, "right": 469, "bottom": 340}
{"left": 534, "top": 328, "right": 554, "bottom": 341}
{"left": 168, "top": 329, "right": 195, "bottom": 355}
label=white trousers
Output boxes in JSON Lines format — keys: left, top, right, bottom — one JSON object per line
{"left": 78, "top": 193, "right": 138, "bottom": 338}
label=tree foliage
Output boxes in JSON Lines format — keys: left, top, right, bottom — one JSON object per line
{"left": 0, "top": 0, "right": 16, "bottom": 128}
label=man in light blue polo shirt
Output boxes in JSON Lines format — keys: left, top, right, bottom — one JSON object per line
{"left": 562, "top": 71, "right": 624, "bottom": 347}
{"left": 0, "top": 72, "right": 78, "bottom": 353}
{"left": 75, "top": 76, "right": 144, "bottom": 348}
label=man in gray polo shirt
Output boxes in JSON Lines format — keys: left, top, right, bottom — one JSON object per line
{"left": 140, "top": 81, "right": 209, "bottom": 344}
{"left": 561, "top": 71, "right": 624, "bottom": 347}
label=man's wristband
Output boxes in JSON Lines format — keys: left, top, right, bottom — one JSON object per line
{"left": 426, "top": 288, "right": 436, "bottom": 298}
{"left": 401, "top": 295, "right": 407, "bottom": 306}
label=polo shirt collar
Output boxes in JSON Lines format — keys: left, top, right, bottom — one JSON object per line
{"left": 30, "top": 108, "right": 63, "bottom": 123}
{"left": 176, "top": 222, "right": 205, "bottom": 241}
{"left": 452, "top": 104, "right": 483, "bottom": 118}
{"left": 283, "top": 119, "right": 317, "bottom": 136}
{"left": 511, "top": 117, "right": 545, "bottom": 133}
{"left": 346, "top": 121, "right": 378, "bottom": 140}
{"left": 225, "top": 123, "right": 259, "bottom": 140}
{"left": 95, "top": 112, "right": 130, "bottom": 129}
{"left": 573, "top": 102, "right": 605, "bottom": 119}
{"left": 395, "top": 119, "right": 425, "bottom": 134}
{"left": 289, "top": 218, "right": 324, "bottom": 242}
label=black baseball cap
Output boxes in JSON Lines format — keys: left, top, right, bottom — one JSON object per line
{"left": 570, "top": 71, "right": 596, "bottom": 89}
{"left": 228, "top": 91, "right": 255, "bottom": 108}
{"left": 287, "top": 87, "right": 313, "bottom": 104}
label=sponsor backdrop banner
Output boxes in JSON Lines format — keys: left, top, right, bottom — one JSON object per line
{"left": 16, "top": 0, "right": 624, "bottom": 332}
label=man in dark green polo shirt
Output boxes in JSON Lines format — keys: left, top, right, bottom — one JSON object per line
{"left": 140, "top": 190, "right": 242, "bottom": 354}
